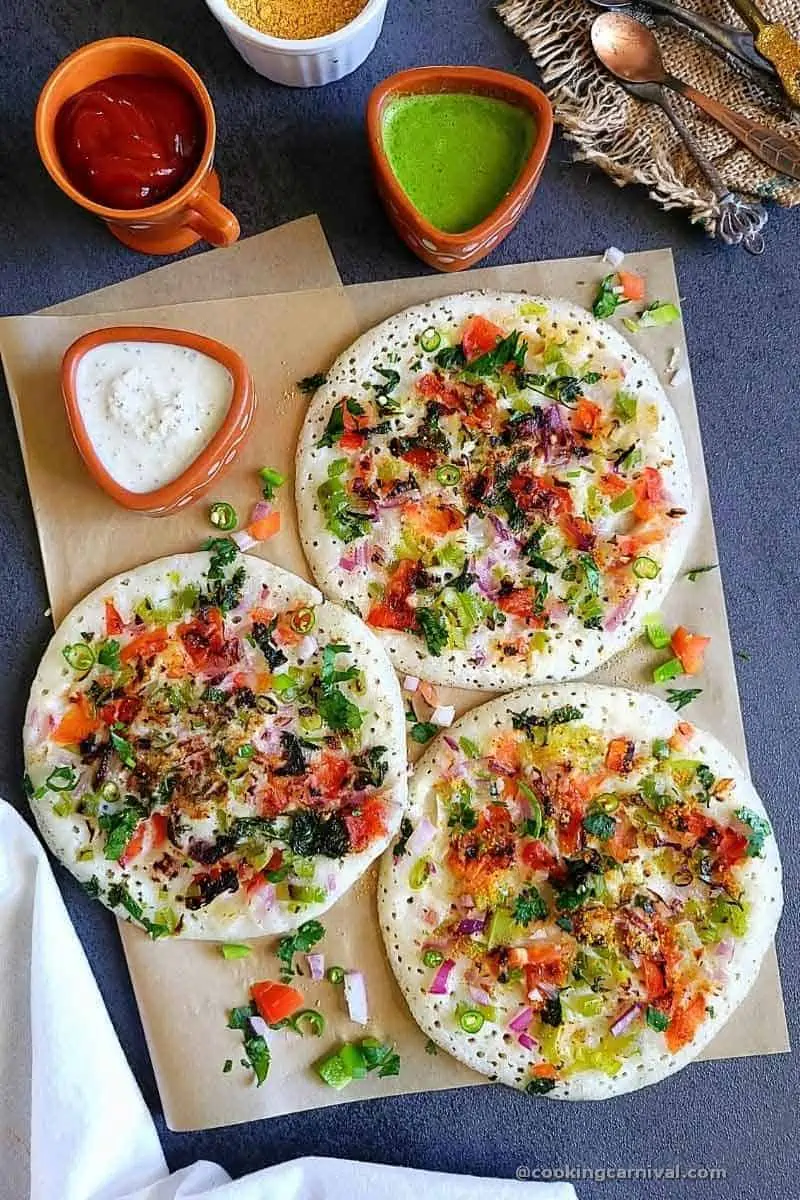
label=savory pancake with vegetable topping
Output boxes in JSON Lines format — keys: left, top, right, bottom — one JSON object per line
{"left": 380, "top": 685, "right": 781, "bottom": 1098}
{"left": 296, "top": 293, "right": 692, "bottom": 688}
{"left": 24, "top": 549, "right": 406, "bottom": 938}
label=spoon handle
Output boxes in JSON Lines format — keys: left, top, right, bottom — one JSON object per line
{"left": 675, "top": 81, "right": 800, "bottom": 180}
{"left": 646, "top": 0, "right": 774, "bottom": 76}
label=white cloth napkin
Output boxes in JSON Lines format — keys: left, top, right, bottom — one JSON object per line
{"left": 0, "top": 800, "right": 576, "bottom": 1200}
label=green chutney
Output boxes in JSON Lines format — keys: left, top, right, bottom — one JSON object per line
{"left": 381, "top": 93, "right": 534, "bottom": 235}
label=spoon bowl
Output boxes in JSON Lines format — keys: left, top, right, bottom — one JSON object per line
{"left": 591, "top": 12, "right": 668, "bottom": 83}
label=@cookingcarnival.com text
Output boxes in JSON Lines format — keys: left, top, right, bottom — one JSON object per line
{"left": 514, "top": 1163, "right": 727, "bottom": 1183}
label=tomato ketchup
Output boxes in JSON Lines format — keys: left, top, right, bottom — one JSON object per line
{"left": 55, "top": 74, "right": 203, "bottom": 209}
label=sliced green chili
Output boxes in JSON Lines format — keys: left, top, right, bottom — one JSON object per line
{"left": 290, "top": 607, "right": 316, "bottom": 635}
{"left": 458, "top": 1008, "right": 485, "bottom": 1034}
{"left": 326, "top": 966, "right": 345, "bottom": 985}
{"left": 420, "top": 328, "right": 442, "bottom": 352}
{"left": 209, "top": 502, "right": 238, "bottom": 531}
{"left": 62, "top": 643, "right": 96, "bottom": 673}
{"left": 632, "top": 556, "right": 660, "bottom": 580}
{"left": 422, "top": 949, "right": 444, "bottom": 968}
{"left": 436, "top": 464, "right": 461, "bottom": 486}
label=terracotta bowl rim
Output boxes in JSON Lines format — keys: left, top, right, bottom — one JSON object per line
{"left": 366, "top": 65, "right": 554, "bottom": 251}
{"left": 35, "top": 36, "right": 217, "bottom": 221}
{"left": 61, "top": 324, "right": 255, "bottom": 513}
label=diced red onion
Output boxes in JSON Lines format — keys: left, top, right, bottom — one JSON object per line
{"left": 403, "top": 675, "right": 420, "bottom": 693}
{"left": 603, "top": 591, "right": 636, "bottom": 632}
{"left": 443, "top": 735, "right": 459, "bottom": 752}
{"left": 486, "top": 756, "right": 517, "bottom": 778}
{"left": 467, "top": 983, "right": 492, "bottom": 1006}
{"left": 233, "top": 530, "right": 258, "bottom": 551}
{"left": 547, "top": 600, "right": 568, "bottom": 622}
{"left": 508, "top": 1007, "right": 534, "bottom": 1033}
{"left": 604, "top": 245, "right": 625, "bottom": 269}
{"left": 474, "top": 558, "right": 499, "bottom": 598}
{"left": 344, "top": 971, "right": 369, "bottom": 1025}
{"left": 377, "top": 492, "right": 412, "bottom": 509}
{"left": 249, "top": 500, "right": 273, "bottom": 525}
{"left": 326, "top": 873, "right": 337, "bottom": 894}
{"left": 610, "top": 1003, "right": 642, "bottom": 1037}
{"left": 428, "top": 959, "right": 455, "bottom": 995}
{"left": 407, "top": 817, "right": 436, "bottom": 856}
{"left": 537, "top": 979, "right": 560, "bottom": 1000}
{"left": 670, "top": 365, "right": 690, "bottom": 389}
{"left": 518, "top": 1033, "right": 538, "bottom": 1052}
{"left": 306, "top": 952, "right": 325, "bottom": 981}
{"left": 249, "top": 1015, "right": 270, "bottom": 1038}
{"left": 487, "top": 512, "right": 515, "bottom": 543}
{"left": 432, "top": 705, "right": 455, "bottom": 728}
{"left": 295, "top": 634, "right": 318, "bottom": 663}
{"left": 457, "top": 916, "right": 487, "bottom": 935}
{"left": 339, "top": 541, "right": 369, "bottom": 572}
{"left": 272, "top": 712, "right": 294, "bottom": 729}
{"left": 249, "top": 880, "right": 275, "bottom": 916}
{"left": 715, "top": 937, "right": 735, "bottom": 964}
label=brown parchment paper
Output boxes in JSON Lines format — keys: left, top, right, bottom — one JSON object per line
{"left": 0, "top": 245, "right": 787, "bottom": 1133}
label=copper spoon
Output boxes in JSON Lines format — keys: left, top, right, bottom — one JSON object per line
{"left": 591, "top": 11, "right": 800, "bottom": 180}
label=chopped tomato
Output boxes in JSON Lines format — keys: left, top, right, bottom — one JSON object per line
{"left": 105, "top": 601, "right": 124, "bottom": 635}
{"left": 367, "top": 559, "right": 419, "bottom": 632}
{"left": 642, "top": 957, "right": 668, "bottom": 1002}
{"left": 415, "top": 372, "right": 463, "bottom": 411}
{"left": 99, "top": 696, "right": 142, "bottom": 726}
{"left": 605, "top": 737, "right": 635, "bottom": 775}
{"left": 607, "top": 814, "right": 637, "bottom": 863}
{"left": 509, "top": 472, "right": 569, "bottom": 518}
{"left": 366, "top": 602, "right": 414, "bottom": 631}
{"left": 462, "top": 315, "right": 504, "bottom": 361}
{"left": 491, "top": 733, "right": 521, "bottom": 774}
{"left": 251, "top": 980, "right": 305, "bottom": 1024}
{"left": 598, "top": 471, "right": 629, "bottom": 497}
{"left": 521, "top": 839, "right": 557, "bottom": 872}
{"left": 313, "top": 754, "right": 350, "bottom": 797}
{"left": 52, "top": 692, "right": 100, "bottom": 746}
{"left": 670, "top": 626, "right": 710, "bottom": 676}
{"left": 684, "top": 808, "right": 714, "bottom": 844}
{"left": 616, "top": 526, "right": 663, "bottom": 558}
{"left": 496, "top": 588, "right": 544, "bottom": 625}
{"left": 401, "top": 446, "right": 439, "bottom": 472}
{"left": 525, "top": 944, "right": 572, "bottom": 989}
{"left": 177, "top": 609, "right": 228, "bottom": 667}
{"left": 559, "top": 513, "right": 595, "bottom": 551}
{"left": 463, "top": 396, "right": 499, "bottom": 433}
{"left": 665, "top": 989, "right": 707, "bottom": 1053}
{"left": 247, "top": 510, "right": 281, "bottom": 542}
{"left": 717, "top": 825, "right": 749, "bottom": 870}
{"left": 667, "top": 721, "right": 694, "bottom": 751}
{"left": 633, "top": 467, "right": 666, "bottom": 522}
{"left": 345, "top": 795, "right": 387, "bottom": 852}
{"left": 531, "top": 1062, "right": 558, "bottom": 1080}
{"left": 572, "top": 398, "right": 602, "bottom": 435}
{"left": 120, "top": 811, "right": 168, "bottom": 867}
{"left": 120, "top": 627, "right": 169, "bottom": 665}
{"left": 402, "top": 501, "right": 463, "bottom": 535}
{"left": 618, "top": 270, "right": 646, "bottom": 301}
{"left": 340, "top": 431, "right": 365, "bottom": 452}
{"left": 249, "top": 607, "right": 274, "bottom": 625}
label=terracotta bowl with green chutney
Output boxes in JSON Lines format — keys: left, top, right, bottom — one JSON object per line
{"left": 367, "top": 66, "right": 553, "bottom": 272}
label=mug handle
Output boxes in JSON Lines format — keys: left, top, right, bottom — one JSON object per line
{"left": 186, "top": 184, "right": 240, "bottom": 247}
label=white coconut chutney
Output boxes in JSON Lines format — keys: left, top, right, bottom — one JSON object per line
{"left": 75, "top": 341, "right": 233, "bottom": 493}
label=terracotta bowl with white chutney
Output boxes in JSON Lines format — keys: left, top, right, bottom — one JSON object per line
{"left": 61, "top": 325, "right": 256, "bottom": 516}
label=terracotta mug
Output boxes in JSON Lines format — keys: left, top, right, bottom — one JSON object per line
{"left": 35, "top": 37, "right": 240, "bottom": 255}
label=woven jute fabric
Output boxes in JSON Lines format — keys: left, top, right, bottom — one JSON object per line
{"left": 498, "top": 0, "right": 800, "bottom": 234}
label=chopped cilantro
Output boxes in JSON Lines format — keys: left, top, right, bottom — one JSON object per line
{"left": 665, "top": 687, "right": 702, "bottom": 712}
{"left": 685, "top": 564, "right": 718, "bottom": 582}
{"left": 99, "top": 805, "right": 142, "bottom": 860}
{"left": 512, "top": 885, "right": 548, "bottom": 926}
{"left": 97, "top": 639, "right": 121, "bottom": 671}
{"left": 593, "top": 274, "right": 623, "bottom": 319}
{"left": 298, "top": 372, "right": 327, "bottom": 394}
{"left": 736, "top": 808, "right": 771, "bottom": 857}
{"left": 277, "top": 919, "right": 325, "bottom": 979}
{"left": 410, "top": 721, "right": 438, "bottom": 744}
{"left": 252, "top": 619, "right": 287, "bottom": 671}
{"left": 646, "top": 1006, "right": 669, "bottom": 1032}
{"left": 583, "top": 809, "right": 616, "bottom": 841}
{"left": 110, "top": 727, "right": 136, "bottom": 768}
{"left": 415, "top": 607, "right": 449, "bottom": 657}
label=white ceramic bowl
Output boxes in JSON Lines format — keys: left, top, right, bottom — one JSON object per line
{"left": 204, "top": 0, "right": 389, "bottom": 87}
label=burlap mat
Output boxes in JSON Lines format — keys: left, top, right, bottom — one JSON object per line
{"left": 498, "top": 0, "right": 800, "bottom": 234}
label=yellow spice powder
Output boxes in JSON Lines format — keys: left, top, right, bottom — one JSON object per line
{"left": 227, "top": 0, "right": 368, "bottom": 40}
